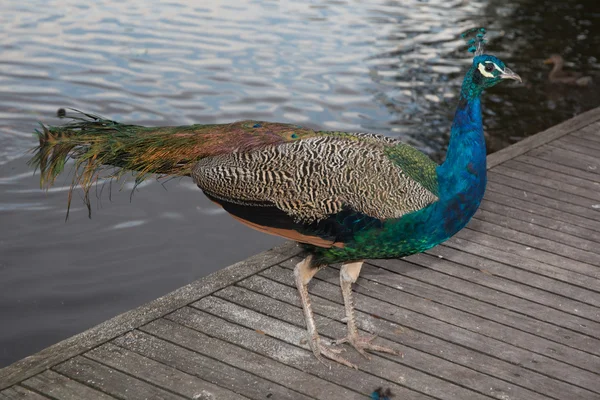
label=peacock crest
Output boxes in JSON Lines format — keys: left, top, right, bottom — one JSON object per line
{"left": 461, "top": 27, "right": 487, "bottom": 56}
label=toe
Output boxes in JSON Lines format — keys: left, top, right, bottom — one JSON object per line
{"left": 319, "top": 344, "right": 357, "bottom": 369}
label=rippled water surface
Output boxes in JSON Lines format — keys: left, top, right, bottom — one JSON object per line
{"left": 1, "top": 0, "right": 599, "bottom": 366}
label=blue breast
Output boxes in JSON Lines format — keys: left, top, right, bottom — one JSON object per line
{"left": 311, "top": 95, "right": 487, "bottom": 264}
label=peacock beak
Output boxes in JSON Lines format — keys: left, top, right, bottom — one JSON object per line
{"left": 500, "top": 67, "right": 522, "bottom": 83}
{"left": 543, "top": 58, "right": 553, "bottom": 65}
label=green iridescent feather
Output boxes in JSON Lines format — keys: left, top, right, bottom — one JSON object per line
{"left": 29, "top": 111, "right": 319, "bottom": 216}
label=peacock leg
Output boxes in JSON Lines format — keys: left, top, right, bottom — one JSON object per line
{"left": 294, "top": 256, "right": 357, "bottom": 369}
{"left": 335, "top": 261, "right": 401, "bottom": 358}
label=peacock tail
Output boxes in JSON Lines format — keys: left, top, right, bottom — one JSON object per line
{"left": 30, "top": 111, "right": 319, "bottom": 215}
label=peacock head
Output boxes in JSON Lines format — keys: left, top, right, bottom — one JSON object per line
{"left": 460, "top": 54, "right": 521, "bottom": 99}
{"left": 460, "top": 28, "right": 520, "bottom": 98}
{"left": 472, "top": 54, "right": 521, "bottom": 87}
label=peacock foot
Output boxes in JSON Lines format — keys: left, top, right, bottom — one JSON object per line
{"left": 309, "top": 334, "right": 358, "bottom": 369}
{"left": 334, "top": 333, "right": 402, "bottom": 359}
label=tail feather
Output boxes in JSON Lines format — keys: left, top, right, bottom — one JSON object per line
{"left": 29, "top": 109, "right": 317, "bottom": 217}
{"left": 29, "top": 111, "right": 184, "bottom": 216}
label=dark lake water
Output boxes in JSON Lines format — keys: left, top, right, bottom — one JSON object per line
{"left": 1, "top": 0, "right": 599, "bottom": 367}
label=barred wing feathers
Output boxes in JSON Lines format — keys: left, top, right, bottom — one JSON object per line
{"left": 192, "top": 133, "right": 439, "bottom": 247}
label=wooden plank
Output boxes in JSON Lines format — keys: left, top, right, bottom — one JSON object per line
{"left": 467, "top": 217, "right": 600, "bottom": 267}
{"left": 553, "top": 138, "right": 600, "bottom": 158}
{"left": 114, "top": 329, "right": 320, "bottom": 400}
{"left": 545, "top": 144, "right": 600, "bottom": 170}
{"left": 85, "top": 343, "right": 250, "bottom": 400}
{"left": 577, "top": 120, "right": 600, "bottom": 132}
{"left": 473, "top": 209, "right": 600, "bottom": 255}
{"left": 21, "top": 370, "right": 116, "bottom": 400}
{"left": 262, "top": 263, "right": 600, "bottom": 398}
{"left": 441, "top": 236, "right": 600, "bottom": 295}
{"left": 487, "top": 180, "right": 600, "bottom": 226}
{"left": 486, "top": 106, "right": 600, "bottom": 168}
{"left": 53, "top": 356, "right": 186, "bottom": 400}
{"left": 334, "top": 257, "right": 600, "bottom": 357}
{"left": 162, "top": 308, "right": 435, "bottom": 400}
{"left": 502, "top": 159, "right": 600, "bottom": 193}
{"left": 488, "top": 173, "right": 600, "bottom": 221}
{"left": 455, "top": 228, "right": 600, "bottom": 279}
{"left": 563, "top": 135, "right": 600, "bottom": 151}
{"left": 527, "top": 145, "right": 600, "bottom": 175}
{"left": 479, "top": 198, "right": 600, "bottom": 245}
{"left": 0, "top": 241, "right": 300, "bottom": 390}
{"left": 274, "top": 259, "right": 600, "bottom": 376}
{"left": 431, "top": 241, "right": 600, "bottom": 311}
{"left": 186, "top": 298, "right": 480, "bottom": 400}
{"left": 516, "top": 154, "right": 600, "bottom": 184}
{"left": 491, "top": 167, "right": 600, "bottom": 203}
{"left": 237, "top": 274, "right": 590, "bottom": 400}
{"left": 215, "top": 283, "right": 555, "bottom": 400}
{"left": 0, "top": 386, "right": 50, "bottom": 400}
{"left": 365, "top": 253, "right": 600, "bottom": 346}
{"left": 572, "top": 125, "right": 600, "bottom": 144}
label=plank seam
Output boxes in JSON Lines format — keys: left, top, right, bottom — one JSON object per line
{"left": 471, "top": 213, "right": 600, "bottom": 259}
{"left": 485, "top": 186, "right": 600, "bottom": 235}
{"left": 260, "top": 268, "right": 600, "bottom": 393}
{"left": 550, "top": 139, "right": 600, "bottom": 158}
{"left": 79, "top": 353, "right": 190, "bottom": 400}
{"left": 105, "top": 341, "right": 253, "bottom": 400}
{"left": 439, "top": 238, "right": 600, "bottom": 295}
{"left": 390, "top": 253, "right": 600, "bottom": 335}
{"left": 458, "top": 227, "right": 600, "bottom": 280}
{"left": 478, "top": 204, "right": 600, "bottom": 249}
{"left": 492, "top": 167, "right": 600, "bottom": 204}
{"left": 487, "top": 107, "right": 600, "bottom": 168}
{"left": 514, "top": 155, "right": 600, "bottom": 185}
{"left": 345, "top": 260, "right": 600, "bottom": 355}
{"left": 501, "top": 159, "right": 600, "bottom": 197}
{"left": 465, "top": 221, "right": 600, "bottom": 272}
{"left": 165, "top": 307, "right": 419, "bottom": 400}
{"left": 21, "top": 370, "right": 120, "bottom": 400}
{"left": 485, "top": 182, "right": 600, "bottom": 224}
{"left": 534, "top": 144, "right": 600, "bottom": 170}
{"left": 232, "top": 280, "right": 564, "bottom": 400}
{"left": 274, "top": 263, "right": 600, "bottom": 369}
{"left": 48, "top": 360, "right": 121, "bottom": 400}
{"left": 139, "top": 323, "right": 337, "bottom": 400}
{"left": 13, "top": 385, "right": 53, "bottom": 400}
{"left": 203, "top": 292, "right": 503, "bottom": 400}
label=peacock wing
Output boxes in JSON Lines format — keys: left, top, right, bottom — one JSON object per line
{"left": 191, "top": 134, "right": 439, "bottom": 247}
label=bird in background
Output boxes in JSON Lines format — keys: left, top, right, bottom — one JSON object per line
{"left": 29, "top": 29, "right": 520, "bottom": 369}
{"left": 544, "top": 54, "right": 592, "bottom": 86}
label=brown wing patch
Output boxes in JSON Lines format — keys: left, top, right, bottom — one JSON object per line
{"left": 229, "top": 214, "right": 344, "bottom": 249}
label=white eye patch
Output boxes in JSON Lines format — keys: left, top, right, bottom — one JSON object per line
{"left": 477, "top": 62, "right": 503, "bottom": 78}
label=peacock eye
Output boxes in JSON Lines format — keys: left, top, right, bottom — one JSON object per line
{"left": 484, "top": 63, "right": 494, "bottom": 72}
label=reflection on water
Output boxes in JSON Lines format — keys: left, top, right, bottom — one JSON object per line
{"left": 0, "top": 0, "right": 599, "bottom": 366}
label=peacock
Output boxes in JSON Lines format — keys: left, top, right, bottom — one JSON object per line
{"left": 29, "top": 30, "right": 520, "bottom": 369}
{"left": 544, "top": 54, "right": 592, "bottom": 86}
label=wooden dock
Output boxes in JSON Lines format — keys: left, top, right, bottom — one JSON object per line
{"left": 2, "top": 108, "right": 600, "bottom": 400}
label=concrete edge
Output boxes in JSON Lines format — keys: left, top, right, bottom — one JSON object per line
{"left": 0, "top": 241, "right": 302, "bottom": 390}
{"left": 487, "top": 106, "right": 600, "bottom": 169}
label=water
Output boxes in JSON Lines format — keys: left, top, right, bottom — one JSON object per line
{"left": 1, "top": 0, "right": 599, "bottom": 367}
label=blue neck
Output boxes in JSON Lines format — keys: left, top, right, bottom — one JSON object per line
{"left": 438, "top": 87, "right": 487, "bottom": 198}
